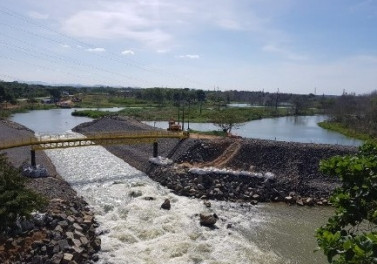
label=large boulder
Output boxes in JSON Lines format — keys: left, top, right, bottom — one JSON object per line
{"left": 160, "top": 199, "right": 171, "bottom": 210}
{"left": 199, "top": 213, "right": 218, "bottom": 227}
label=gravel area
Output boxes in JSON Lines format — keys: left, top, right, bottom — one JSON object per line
{"left": 0, "top": 119, "right": 77, "bottom": 201}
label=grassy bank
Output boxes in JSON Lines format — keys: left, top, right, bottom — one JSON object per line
{"left": 188, "top": 129, "right": 228, "bottom": 137}
{"left": 76, "top": 94, "right": 152, "bottom": 108}
{"left": 71, "top": 109, "right": 115, "bottom": 119}
{"left": 318, "top": 121, "right": 375, "bottom": 142}
{"left": 0, "top": 104, "right": 56, "bottom": 119}
{"left": 73, "top": 105, "right": 294, "bottom": 123}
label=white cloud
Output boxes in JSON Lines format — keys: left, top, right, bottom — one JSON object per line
{"left": 121, "top": 50, "right": 135, "bottom": 55}
{"left": 86, "top": 48, "right": 106, "bottom": 52}
{"left": 177, "top": 54, "right": 200, "bottom": 59}
{"left": 62, "top": 8, "right": 172, "bottom": 46}
{"left": 60, "top": 0, "right": 281, "bottom": 48}
{"left": 262, "top": 44, "right": 307, "bottom": 61}
{"left": 61, "top": 44, "right": 71, "bottom": 48}
{"left": 157, "top": 49, "right": 170, "bottom": 54}
{"left": 28, "top": 11, "right": 49, "bottom": 20}
{"left": 216, "top": 19, "right": 242, "bottom": 30}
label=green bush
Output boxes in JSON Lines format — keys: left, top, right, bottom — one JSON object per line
{"left": 316, "top": 142, "right": 377, "bottom": 263}
{"left": 0, "top": 154, "right": 47, "bottom": 233}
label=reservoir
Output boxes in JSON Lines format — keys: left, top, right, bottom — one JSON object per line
{"left": 11, "top": 109, "right": 339, "bottom": 263}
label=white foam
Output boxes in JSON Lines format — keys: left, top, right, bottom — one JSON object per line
{"left": 45, "top": 132, "right": 283, "bottom": 264}
{"left": 149, "top": 156, "right": 174, "bottom": 166}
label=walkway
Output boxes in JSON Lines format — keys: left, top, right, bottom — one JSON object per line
{"left": 0, "top": 130, "right": 188, "bottom": 150}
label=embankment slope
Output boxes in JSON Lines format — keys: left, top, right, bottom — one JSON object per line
{"left": 73, "top": 116, "right": 358, "bottom": 203}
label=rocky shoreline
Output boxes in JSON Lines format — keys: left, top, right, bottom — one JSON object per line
{"left": 148, "top": 138, "right": 356, "bottom": 206}
{"left": 75, "top": 116, "right": 358, "bottom": 206}
{"left": 0, "top": 119, "right": 100, "bottom": 263}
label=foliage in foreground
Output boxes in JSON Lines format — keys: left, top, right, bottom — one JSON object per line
{"left": 0, "top": 154, "right": 47, "bottom": 233}
{"left": 316, "top": 142, "right": 377, "bottom": 263}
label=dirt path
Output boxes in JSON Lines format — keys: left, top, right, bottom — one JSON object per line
{"left": 200, "top": 140, "right": 242, "bottom": 168}
{"left": 188, "top": 133, "right": 222, "bottom": 140}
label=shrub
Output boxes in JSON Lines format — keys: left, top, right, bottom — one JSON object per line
{"left": 0, "top": 154, "right": 47, "bottom": 233}
{"left": 316, "top": 142, "right": 377, "bottom": 263}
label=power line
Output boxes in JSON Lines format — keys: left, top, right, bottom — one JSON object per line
{"left": 0, "top": 32, "right": 153, "bottom": 87}
{"left": 0, "top": 6, "right": 213, "bottom": 89}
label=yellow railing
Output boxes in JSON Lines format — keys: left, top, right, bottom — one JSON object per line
{"left": 0, "top": 130, "right": 188, "bottom": 150}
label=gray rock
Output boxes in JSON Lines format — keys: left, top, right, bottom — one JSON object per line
{"left": 62, "top": 253, "right": 74, "bottom": 263}
{"left": 296, "top": 198, "right": 304, "bottom": 206}
{"left": 160, "top": 199, "right": 171, "bottom": 210}
{"left": 58, "top": 239, "right": 70, "bottom": 251}
{"left": 50, "top": 253, "right": 63, "bottom": 264}
{"left": 66, "top": 231, "right": 74, "bottom": 240}
{"left": 197, "top": 184, "right": 205, "bottom": 190}
{"left": 129, "top": 190, "right": 142, "bottom": 198}
{"left": 67, "top": 215, "right": 75, "bottom": 223}
{"left": 199, "top": 213, "right": 218, "bottom": 227}
{"left": 92, "top": 238, "right": 101, "bottom": 251}
{"left": 58, "top": 220, "right": 68, "bottom": 228}
{"left": 305, "top": 197, "right": 314, "bottom": 206}
{"left": 72, "top": 238, "right": 82, "bottom": 248}
{"left": 80, "top": 236, "right": 89, "bottom": 245}
{"left": 54, "top": 225, "right": 63, "bottom": 233}
{"left": 73, "top": 223, "right": 83, "bottom": 231}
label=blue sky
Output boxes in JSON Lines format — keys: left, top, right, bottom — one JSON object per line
{"left": 0, "top": 0, "right": 376, "bottom": 95}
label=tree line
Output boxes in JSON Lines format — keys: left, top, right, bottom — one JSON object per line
{"left": 1, "top": 81, "right": 334, "bottom": 112}
{"left": 324, "top": 91, "right": 377, "bottom": 138}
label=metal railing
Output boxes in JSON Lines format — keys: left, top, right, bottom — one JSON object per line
{"left": 0, "top": 130, "right": 188, "bottom": 150}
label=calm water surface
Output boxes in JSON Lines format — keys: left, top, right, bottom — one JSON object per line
{"left": 10, "top": 107, "right": 123, "bottom": 134}
{"left": 11, "top": 109, "right": 334, "bottom": 263}
{"left": 145, "top": 115, "right": 362, "bottom": 146}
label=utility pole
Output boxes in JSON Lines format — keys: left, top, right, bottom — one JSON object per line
{"left": 182, "top": 103, "right": 185, "bottom": 131}
{"left": 177, "top": 104, "right": 180, "bottom": 124}
{"left": 275, "top": 88, "right": 279, "bottom": 110}
{"left": 187, "top": 100, "right": 191, "bottom": 130}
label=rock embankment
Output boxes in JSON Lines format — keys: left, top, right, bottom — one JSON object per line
{"left": 72, "top": 116, "right": 358, "bottom": 205}
{"left": 150, "top": 138, "right": 357, "bottom": 205}
{"left": 0, "top": 119, "right": 100, "bottom": 263}
{"left": 0, "top": 198, "right": 100, "bottom": 264}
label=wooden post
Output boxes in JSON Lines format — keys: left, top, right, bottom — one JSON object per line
{"left": 153, "top": 141, "right": 158, "bottom": 157}
{"left": 31, "top": 149, "right": 36, "bottom": 167}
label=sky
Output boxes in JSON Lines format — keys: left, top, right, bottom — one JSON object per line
{"left": 0, "top": 0, "right": 377, "bottom": 95}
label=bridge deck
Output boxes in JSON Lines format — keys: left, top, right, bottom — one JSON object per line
{"left": 0, "top": 130, "right": 187, "bottom": 150}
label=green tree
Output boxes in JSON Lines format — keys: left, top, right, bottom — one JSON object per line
{"left": 211, "top": 110, "right": 245, "bottom": 133}
{"left": 0, "top": 154, "right": 47, "bottom": 233}
{"left": 48, "top": 88, "right": 61, "bottom": 102}
{"left": 316, "top": 142, "right": 377, "bottom": 263}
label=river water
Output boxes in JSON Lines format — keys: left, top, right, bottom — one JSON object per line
{"left": 10, "top": 109, "right": 335, "bottom": 263}
{"left": 144, "top": 115, "right": 362, "bottom": 146}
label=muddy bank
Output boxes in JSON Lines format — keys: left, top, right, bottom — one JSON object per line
{"left": 0, "top": 119, "right": 100, "bottom": 263}
{"left": 73, "top": 116, "right": 357, "bottom": 205}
